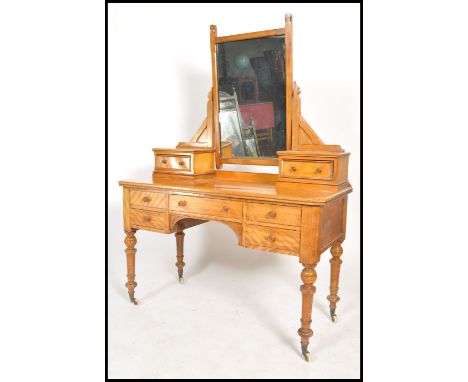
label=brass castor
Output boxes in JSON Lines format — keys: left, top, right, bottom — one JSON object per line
{"left": 129, "top": 294, "right": 139, "bottom": 305}
{"left": 132, "top": 298, "right": 140, "bottom": 306}
{"left": 179, "top": 276, "right": 185, "bottom": 284}
{"left": 301, "top": 344, "right": 312, "bottom": 362}
{"left": 330, "top": 308, "right": 338, "bottom": 323}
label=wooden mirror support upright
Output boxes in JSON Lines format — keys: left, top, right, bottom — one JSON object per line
{"left": 119, "top": 13, "right": 353, "bottom": 363}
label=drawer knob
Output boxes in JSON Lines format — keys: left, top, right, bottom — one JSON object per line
{"left": 314, "top": 168, "right": 322, "bottom": 174}
{"left": 223, "top": 206, "right": 230, "bottom": 212}
{"left": 267, "top": 210, "right": 277, "bottom": 218}
{"left": 142, "top": 196, "right": 151, "bottom": 203}
{"left": 143, "top": 215, "right": 151, "bottom": 223}
{"left": 178, "top": 200, "right": 187, "bottom": 207}
{"left": 161, "top": 159, "right": 167, "bottom": 164}
{"left": 266, "top": 234, "right": 276, "bottom": 243}
{"left": 179, "top": 161, "right": 185, "bottom": 166}
{"left": 289, "top": 166, "right": 296, "bottom": 172}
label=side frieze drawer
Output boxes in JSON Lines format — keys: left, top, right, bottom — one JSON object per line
{"left": 129, "top": 190, "right": 167, "bottom": 210}
{"left": 130, "top": 209, "right": 166, "bottom": 230}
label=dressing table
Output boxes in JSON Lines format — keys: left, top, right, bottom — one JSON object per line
{"left": 119, "top": 14, "right": 352, "bottom": 362}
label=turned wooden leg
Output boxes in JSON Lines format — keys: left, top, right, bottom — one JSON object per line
{"left": 327, "top": 241, "right": 343, "bottom": 322}
{"left": 297, "top": 263, "right": 318, "bottom": 362}
{"left": 175, "top": 228, "right": 185, "bottom": 284}
{"left": 124, "top": 229, "right": 138, "bottom": 305}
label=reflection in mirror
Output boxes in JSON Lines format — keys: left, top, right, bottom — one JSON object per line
{"left": 216, "top": 36, "right": 286, "bottom": 159}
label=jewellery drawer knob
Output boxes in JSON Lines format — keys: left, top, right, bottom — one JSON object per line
{"left": 314, "top": 168, "right": 322, "bottom": 174}
{"left": 161, "top": 159, "right": 167, "bottom": 164}
{"left": 142, "top": 196, "right": 151, "bottom": 203}
{"left": 223, "top": 206, "right": 230, "bottom": 212}
{"left": 289, "top": 166, "right": 296, "bottom": 172}
{"left": 267, "top": 210, "right": 277, "bottom": 218}
{"left": 143, "top": 215, "right": 151, "bottom": 223}
{"left": 179, "top": 161, "right": 185, "bottom": 166}
{"left": 266, "top": 234, "right": 276, "bottom": 242}
{"left": 178, "top": 200, "right": 187, "bottom": 207}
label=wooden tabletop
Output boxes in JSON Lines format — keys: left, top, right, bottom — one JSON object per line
{"left": 119, "top": 172, "right": 352, "bottom": 206}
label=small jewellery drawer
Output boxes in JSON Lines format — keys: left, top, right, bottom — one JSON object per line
{"left": 155, "top": 155, "right": 191, "bottom": 172}
{"left": 129, "top": 190, "right": 167, "bottom": 210}
{"left": 169, "top": 195, "right": 243, "bottom": 220}
{"left": 281, "top": 160, "right": 333, "bottom": 180}
{"left": 130, "top": 209, "right": 166, "bottom": 230}
{"left": 244, "top": 224, "right": 300, "bottom": 252}
{"left": 246, "top": 202, "right": 301, "bottom": 227}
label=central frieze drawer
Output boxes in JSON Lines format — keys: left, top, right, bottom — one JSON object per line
{"left": 169, "top": 195, "right": 242, "bottom": 220}
{"left": 244, "top": 224, "right": 300, "bottom": 252}
{"left": 246, "top": 202, "right": 302, "bottom": 227}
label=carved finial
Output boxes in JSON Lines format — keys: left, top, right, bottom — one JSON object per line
{"left": 210, "top": 24, "right": 217, "bottom": 33}
{"left": 285, "top": 13, "right": 292, "bottom": 23}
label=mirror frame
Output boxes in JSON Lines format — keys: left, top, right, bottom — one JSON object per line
{"left": 210, "top": 14, "right": 293, "bottom": 168}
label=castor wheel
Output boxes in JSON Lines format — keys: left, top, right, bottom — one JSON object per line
{"left": 129, "top": 293, "right": 140, "bottom": 305}
{"left": 179, "top": 276, "right": 185, "bottom": 284}
{"left": 330, "top": 308, "right": 338, "bottom": 323}
{"left": 131, "top": 298, "right": 140, "bottom": 306}
{"left": 301, "top": 344, "right": 312, "bottom": 362}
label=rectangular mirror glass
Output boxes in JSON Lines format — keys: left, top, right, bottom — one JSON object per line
{"left": 216, "top": 36, "right": 286, "bottom": 159}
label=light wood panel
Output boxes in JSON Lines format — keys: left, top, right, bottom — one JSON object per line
{"left": 210, "top": 25, "right": 221, "bottom": 169}
{"left": 285, "top": 13, "right": 293, "bottom": 150}
{"left": 121, "top": 175, "right": 352, "bottom": 206}
{"left": 299, "top": 206, "right": 322, "bottom": 264}
{"left": 292, "top": 82, "right": 301, "bottom": 147}
{"left": 222, "top": 157, "right": 278, "bottom": 166}
{"left": 221, "top": 141, "right": 232, "bottom": 159}
{"left": 319, "top": 197, "right": 346, "bottom": 253}
{"left": 215, "top": 28, "right": 285, "bottom": 43}
{"left": 215, "top": 170, "right": 277, "bottom": 183}
{"left": 194, "top": 152, "right": 215, "bottom": 174}
{"left": 123, "top": 188, "right": 131, "bottom": 231}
